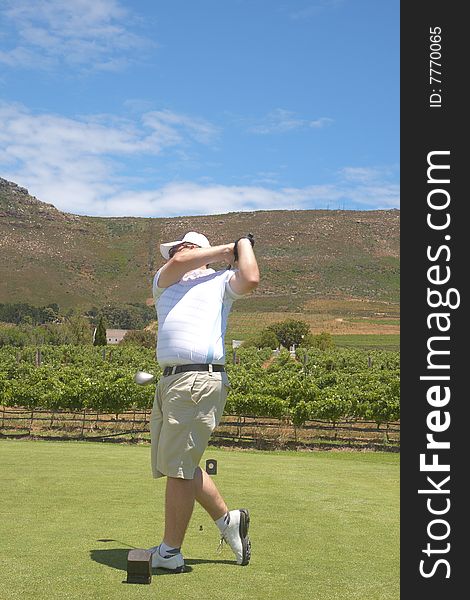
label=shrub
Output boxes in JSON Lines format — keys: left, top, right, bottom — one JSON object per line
{"left": 267, "top": 319, "right": 310, "bottom": 348}
{"left": 119, "top": 329, "right": 155, "bottom": 349}
{"left": 242, "top": 327, "right": 279, "bottom": 349}
{"left": 300, "top": 331, "right": 335, "bottom": 350}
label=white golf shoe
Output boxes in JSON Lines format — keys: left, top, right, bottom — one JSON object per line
{"left": 149, "top": 546, "right": 185, "bottom": 573}
{"left": 219, "top": 509, "right": 251, "bottom": 566}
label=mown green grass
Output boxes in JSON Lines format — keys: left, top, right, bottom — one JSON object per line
{"left": 333, "top": 334, "right": 400, "bottom": 351}
{"left": 345, "top": 318, "right": 400, "bottom": 326}
{"left": 0, "top": 440, "right": 399, "bottom": 600}
{"left": 226, "top": 311, "right": 400, "bottom": 343}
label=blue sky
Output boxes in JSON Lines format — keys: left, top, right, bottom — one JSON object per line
{"left": 0, "top": 0, "right": 399, "bottom": 217}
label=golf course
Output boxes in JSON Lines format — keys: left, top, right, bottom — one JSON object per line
{"left": 0, "top": 440, "right": 399, "bottom": 600}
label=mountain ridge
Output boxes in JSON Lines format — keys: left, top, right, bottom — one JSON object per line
{"left": 1, "top": 177, "right": 400, "bottom": 313}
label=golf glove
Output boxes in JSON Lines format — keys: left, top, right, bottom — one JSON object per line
{"left": 233, "top": 233, "right": 255, "bottom": 261}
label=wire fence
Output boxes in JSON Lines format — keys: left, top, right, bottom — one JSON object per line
{"left": 0, "top": 405, "right": 399, "bottom": 451}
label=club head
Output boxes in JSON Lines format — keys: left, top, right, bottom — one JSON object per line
{"left": 134, "top": 371, "right": 155, "bottom": 385}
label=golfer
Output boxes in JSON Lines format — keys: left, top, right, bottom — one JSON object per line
{"left": 149, "top": 231, "right": 259, "bottom": 572}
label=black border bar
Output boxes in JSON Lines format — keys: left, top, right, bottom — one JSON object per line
{"left": 401, "top": 2, "right": 466, "bottom": 597}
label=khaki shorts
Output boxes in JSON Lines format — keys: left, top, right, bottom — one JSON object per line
{"left": 150, "top": 370, "right": 229, "bottom": 479}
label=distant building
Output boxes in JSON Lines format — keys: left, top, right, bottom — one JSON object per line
{"left": 105, "top": 329, "right": 129, "bottom": 345}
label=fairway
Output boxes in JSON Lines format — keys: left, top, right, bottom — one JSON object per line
{"left": 0, "top": 440, "right": 399, "bottom": 600}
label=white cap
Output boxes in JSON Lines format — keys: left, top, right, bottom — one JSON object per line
{"left": 159, "top": 231, "right": 211, "bottom": 259}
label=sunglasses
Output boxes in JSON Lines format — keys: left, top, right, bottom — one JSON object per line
{"left": 168, "top": 242, "right": 199, "bottom": 258}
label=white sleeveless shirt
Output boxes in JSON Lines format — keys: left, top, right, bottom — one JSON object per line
{"left": 153, "top": 268, "right": 243, "bottom": 367}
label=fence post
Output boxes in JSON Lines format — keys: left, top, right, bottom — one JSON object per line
{"left": 81, "top": 410, "right": 86, "bottom": 437}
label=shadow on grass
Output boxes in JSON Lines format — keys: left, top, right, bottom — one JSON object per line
{"left": 185, "top": 558, "right": 235, "bottom": 566}
{"left": 90, "top": 546, "right": 235, "bottom": 576}
{"left": 90, "top": 548, "right": 128, "bottom": 572}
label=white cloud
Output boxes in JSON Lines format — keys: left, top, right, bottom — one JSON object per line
{"left": 68, "top": 179, "right": 399, "bottom": 218}
{"left": 248, "top": 109, "right": 333, "bottom": 134}
{"left": 309, "top": 117, "right": 334, "bottom": 129}
{"left": 347, "top": 183, "right": 399, "bottom": 209}
{"left": 143, "top": 110, "right": 219, "bottom": 146}
{"left": 0, "top": 0, "right": 152, "bottom": 71}
{"left": 339, "top": 166, "right": 396, "bottom": 184}
{"left": 101, "top": 183, "right": 299, "bottom": 217}
{"left": 0, "top": 101, "right": 220, "bottom": 213}
{"left": 0, "top": 101, "right": 399, "bottom": 217}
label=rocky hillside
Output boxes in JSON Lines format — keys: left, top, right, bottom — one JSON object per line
{"left": 0, "top": 177, "right": 399, "bottom": 313}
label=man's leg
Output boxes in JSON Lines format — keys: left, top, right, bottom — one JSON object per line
{"left": 163, "top": 476, "right": 196, "bottom": 548}
{"left": 158, "top": 466, "right": 250, "bottom": 567}
{"left": 193, "top": 466, "right": 228, "bottom": 520}
{"left": 152, "top": 373, "right": 249, "bottom": 567}
{"left": 163, "top": 467, "right": 227, "bottom": 548}
{"left": 150, "top": 476, "right": 194, "bottom": 571}
{"left": 193, "top": 466, "right": 251, "bottom": 566}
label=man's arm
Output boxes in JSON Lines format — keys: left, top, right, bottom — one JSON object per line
{"left": 229, "top": 238, "right": 260, "bottom": 296}
{"left": 157, "top": 244, "right": 235, "bottom": 288}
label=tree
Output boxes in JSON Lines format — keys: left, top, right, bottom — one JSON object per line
{"left": 20, "top": 314, "right": 33, "bottom": 326}
{"left": 97, "top": 303, "right": 154, "bottom": 329}
{"left": 63, "top": 315, "right": 93, "bottom": 345}
{"left": 242, "top": 327, "right": 279, "bottom": 350}
{"left": 93, "top": 316, "right": 107, "bottom": 346}
{"left": 300, "top": 331, "right": 335, "bottom": 350}
{"left": 0, "top": 302, "right": 63, "bottom": 325}
{"left": 267, "top": 319, "right": 310, "bottom": 349}
{"left": 42, "top": 307, "right": 59, "bottom": 323}
{"left": 119, "top": 329, "right": 155, "bottom": 349}
{"left": 0, "top": 325, "right": 29, "bottom": 347}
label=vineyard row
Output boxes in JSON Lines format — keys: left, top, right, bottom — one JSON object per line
{"left": 0, "top": 344, "right": 400, "bottom": 428}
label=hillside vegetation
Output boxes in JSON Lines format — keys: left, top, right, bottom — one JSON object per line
{"left": 1, "top": 177, "right": 399, "bottom": 315}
